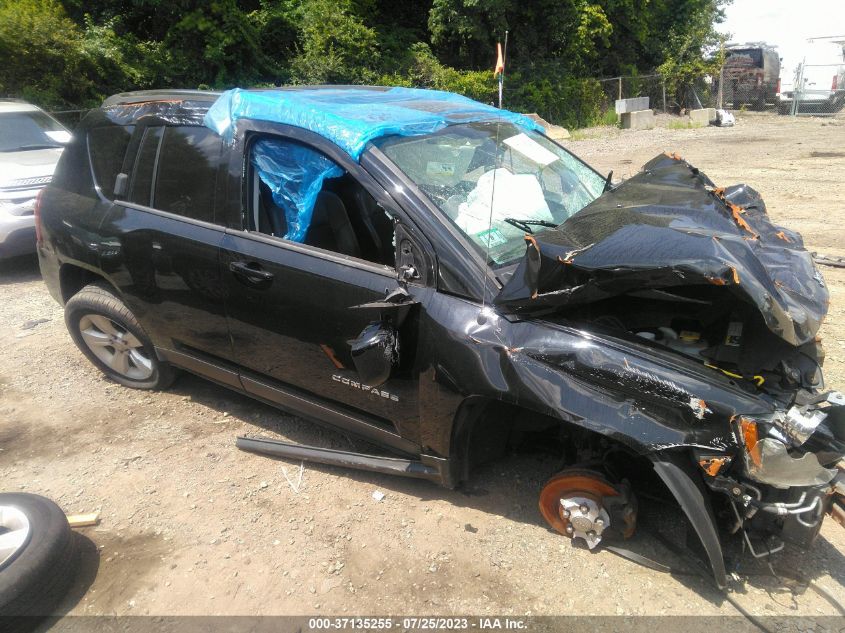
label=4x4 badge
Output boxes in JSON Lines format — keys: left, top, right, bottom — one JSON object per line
{"left": 332, "top": 374, "right": 399, "bottom": 402}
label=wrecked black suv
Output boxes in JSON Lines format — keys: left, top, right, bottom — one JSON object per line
{"left": 37, "top": 87, "right": 844, "bottom": 587}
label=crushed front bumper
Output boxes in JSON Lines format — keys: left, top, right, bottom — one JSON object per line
{"left": 708, "top": 391, "right": 845, "bottom": 554}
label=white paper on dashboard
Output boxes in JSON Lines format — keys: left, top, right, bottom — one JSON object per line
{"left": 503, "top": 133, "right": 559, "bottom": 166}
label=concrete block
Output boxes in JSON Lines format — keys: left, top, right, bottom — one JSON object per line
{"left": 688, "top": 108, "right": 716, "bottom": 126}
{"left": 616, "top": 96, "right": 650, "bottom": 114}
{"left": 620, "top": 109, "right": 655, "bottom": 130}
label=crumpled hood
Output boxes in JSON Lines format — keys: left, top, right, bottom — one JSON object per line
{"left": 495, "top": 153, "right": 828, "bottom": 347}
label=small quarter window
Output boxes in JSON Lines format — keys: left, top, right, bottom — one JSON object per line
{"left": 128, "top": 126, "right": 163, "bottom": 206}
{"left": 87, "top": 125, "right": 134, "bottom": 198}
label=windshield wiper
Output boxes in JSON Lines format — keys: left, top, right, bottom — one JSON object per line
{"left": 1, "top": 143, "right": 63, "bottom": 152}
{"left": 602, "top": 169, "right": 614, "bottom": 193}
{"left": 503, "top": 217, "right": 559, "bottom": 234}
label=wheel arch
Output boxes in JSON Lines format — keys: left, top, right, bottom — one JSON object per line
{"left": 447, "top": 395, "right": 654, "bottom": 486}
{"left": 58, "top": 262, "right": 116, "bottom": 304}
{"left": 447, "top": 397, "right": 728, "bottom": 589}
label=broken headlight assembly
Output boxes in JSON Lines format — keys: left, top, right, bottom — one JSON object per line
{"left": 736, "top": 392, "right": 845, "bottom": 488}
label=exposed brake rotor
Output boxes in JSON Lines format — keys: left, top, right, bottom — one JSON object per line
{"left": 538, "top": 469, "right": 637, "bottom": 549}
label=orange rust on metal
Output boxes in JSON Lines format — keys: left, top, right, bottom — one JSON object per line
{"left": 775, "top": 230, "right": 792, "bottom": 243}
{"left": 699, "top": 457, "right": 729, "bottom": 477}
{"left": 557, "top": 255, "right": 573, "bottom": 265}
{"left": 726, "top": 201, "right": 758, "bottom": 237}
{"left": 730, "top": 266, "right": 741, "bottom": 285}
{"left": 112, "top": 99, "right": 186, "bottom": 107}
{"left": 538, "top": 471, "right": 636, "bottom": 540}
{"left": 664, "top": 151, "right": 684, "bottom": 161}
{"left": 319, "top": 344, "right": 345, "bottom": 370}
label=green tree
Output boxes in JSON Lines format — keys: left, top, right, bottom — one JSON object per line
{"left": 0, "top": 0, "right": 94, "bottom": 107}
{"left": 289, "top": 0, "right": 381, "bottom": 84}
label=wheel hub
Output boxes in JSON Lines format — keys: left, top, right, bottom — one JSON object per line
{"left": 78, "top": 313, "right": 154, "bottom": 380}
{"left": 0, "top": 505, "right": 31, "bottom": 568}
{"left": 538, "top": 469, "right": 635, "bottom": 550}
{"left": 560, "top": 496, "right": 609, "bottom": 549}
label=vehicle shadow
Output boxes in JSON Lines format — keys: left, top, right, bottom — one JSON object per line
{"left": 170, "top": 373, "right": 845, "bottom": 610}
{"left": 0, "top": 254, "right": 41, "bottom": 285}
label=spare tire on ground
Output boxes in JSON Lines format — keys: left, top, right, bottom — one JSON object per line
{"left": 0, "top": 493, "right": 78, "bottom": 621}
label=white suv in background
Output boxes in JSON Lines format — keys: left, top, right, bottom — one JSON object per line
{"left": 0, "top": 100, "right": 71, "bottom": 259}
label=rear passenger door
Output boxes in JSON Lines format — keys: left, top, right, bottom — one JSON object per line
{"left": 99, "top": 122, "right": 237, "bottom": 384}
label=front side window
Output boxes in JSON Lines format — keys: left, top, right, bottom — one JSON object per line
{"left": 247, "top": 136, "right": 396, "bottom": 267}
{"left": 376, "top": 122, "right": 605, "bottom": 265}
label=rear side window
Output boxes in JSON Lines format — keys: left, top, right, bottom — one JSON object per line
{"left": 153, "top": 127, "right": 222, "bottom": 223}
{"left": 88, "top": 125, "right": 134, "bottom": 198}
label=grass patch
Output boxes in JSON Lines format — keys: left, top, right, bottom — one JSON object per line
{"left": 666, "top": 119, "right": 704, "bottom": 130}
{"left": 598, "top": 109, "right": 620, "bottom": 127}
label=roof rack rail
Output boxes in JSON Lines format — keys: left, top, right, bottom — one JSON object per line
{"left": 102, "top": 89, "right": 223, "bottom": 108}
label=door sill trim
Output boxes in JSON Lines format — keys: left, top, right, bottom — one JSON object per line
{"left": 236, "top": 436, "right": 449, "bottom": 485}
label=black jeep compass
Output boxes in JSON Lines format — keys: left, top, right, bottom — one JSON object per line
{"left": 36, "top": 87, "right": 844, "bottom": 588}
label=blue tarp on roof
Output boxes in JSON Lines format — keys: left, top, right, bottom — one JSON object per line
{"left": 204, "top": 86, "right": 543, "bottom": 159}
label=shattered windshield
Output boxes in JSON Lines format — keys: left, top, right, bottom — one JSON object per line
{"left": 376, "top": 122, "right": 606, "bottom": 265}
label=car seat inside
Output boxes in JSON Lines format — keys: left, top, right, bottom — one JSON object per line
{"left": 249, "top": 145, "right": 395, "bottom": 267}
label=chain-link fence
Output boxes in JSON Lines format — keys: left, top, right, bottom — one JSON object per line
{"left": 593, "top": 65, "right": 845, "bottom": 123}
{"left": 597, "top": 73, "right": 720, "bottom": 116}
{"left": 48, "top": 109, "right": 88, "bottom": 128}
{"left": 779, "top": 63, "right": 845, "bottom": 116}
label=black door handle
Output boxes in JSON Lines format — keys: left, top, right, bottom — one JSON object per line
{"left": 229, "top": 260, "right": 274, "bottom": 284}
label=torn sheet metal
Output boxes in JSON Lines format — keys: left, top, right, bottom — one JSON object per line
{"left": 495, "top": 153, "right": 828, "bottom": 347}
{"left": 204, "top": 87, "right": 542, "bottom": 158}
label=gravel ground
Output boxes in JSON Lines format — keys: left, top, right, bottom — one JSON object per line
{"left": 0, "top": 113, "right": 843, "bottom": 620}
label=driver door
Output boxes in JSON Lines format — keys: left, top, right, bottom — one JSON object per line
{"left": 221, "top": 131, "right": 427, "bottom": 450}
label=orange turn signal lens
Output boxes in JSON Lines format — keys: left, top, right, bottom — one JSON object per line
{"left": 739, "top": 417, "right": 762, "bottom": 467}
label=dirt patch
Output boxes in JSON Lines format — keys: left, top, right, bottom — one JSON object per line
{"left": 1, "top": 114, "right": 843, "bottom": 617}
{"left": 810, "top": 151, "right": 845, "bottom": 158}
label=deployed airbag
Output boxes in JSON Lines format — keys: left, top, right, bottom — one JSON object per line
{"left": 454, "top": 168, "right": 553, "bottom": 240}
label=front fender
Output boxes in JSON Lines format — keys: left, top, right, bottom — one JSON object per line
{"left": 651, "top": 451, "right": 728, "bottom": 589}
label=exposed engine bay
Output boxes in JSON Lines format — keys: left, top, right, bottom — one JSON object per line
{"left": 568, "top": 290, "right": 825, "bottom": 399}
{"left": 491, "top": 152, "right": 845, "bottom": 570}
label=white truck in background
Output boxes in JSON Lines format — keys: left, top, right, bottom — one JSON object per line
{"left": 778, "top": 37, "right": 845, "bottom": 114}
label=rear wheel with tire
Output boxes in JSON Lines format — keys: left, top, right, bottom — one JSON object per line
{"left": 0, "top": 493, "right": 77, "bottom": 618}
{"left": 64, "top": 282, "right": 176, "bottom": 390}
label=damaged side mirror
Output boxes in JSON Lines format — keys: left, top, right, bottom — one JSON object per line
{"left": 349, "top": 322, "right": 399, "bottom": 387}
